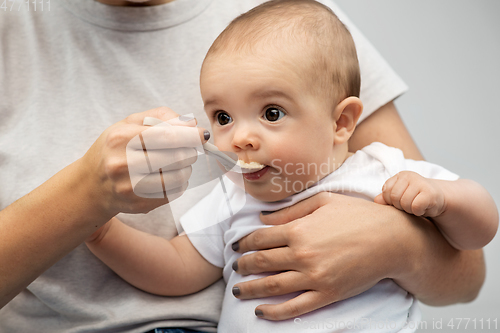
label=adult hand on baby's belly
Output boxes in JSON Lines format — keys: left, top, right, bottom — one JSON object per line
{"left": 230, "top": 192, "right": 413, "bottom": 321}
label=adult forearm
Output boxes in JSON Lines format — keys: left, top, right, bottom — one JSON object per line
{"left": 0, "top": 107, "right": 208, "bottom": 308}
{"left": 349, "top": 101, "right": 424, "bottom": 160}
{"left": 392, "top": 210, "right": 485, "bottom": 305}
{"left": 0, "top": 159, "right": 113, "bottom": 308}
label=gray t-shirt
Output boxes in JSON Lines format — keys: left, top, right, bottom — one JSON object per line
{"left": 0, "top": 0, "right": 407, "bottom": 332}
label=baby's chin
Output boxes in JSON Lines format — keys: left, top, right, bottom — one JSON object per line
{"left": 243, "top": 183, "right": 293, "bottom": 203}
{"left": 245, "top": 186, "right": 293, "bottom": 202}
{"left": 223, "top": 171, "right": 288, "bottom": 202}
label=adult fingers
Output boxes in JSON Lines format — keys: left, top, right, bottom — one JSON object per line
{"left": 259, "top": 192, "right": 333, "bottom": 226}
{"left": 255, "top": 291, "right": 329, "bottom": 321}
{"left": 127, "top": 147, "right": 198, "bottom": 174}
{"left": 143, "top": 114, "right": 199, "bottom": 128}
{"left": 127, "top": 124, "right": 207, "bottom": 150}
{"left": 233, "top": 247, "right": 294, "bottom": 275}
{"left": 125, "top": 106, "right": 186, "bottom": 125}
{"left": 131, "top": 166, "right": 192, "bottom": 196}
{"left": 133, "top": 180, "right": 189, "bottom": 200}
{"left": 232, "top": 271, "right": 306, "bottom": 300}
{"left": 164, "top": 182, "right": 190, "bottom": 202}
{"left": 234, "top": 225, "right": 288, "bottom": 254}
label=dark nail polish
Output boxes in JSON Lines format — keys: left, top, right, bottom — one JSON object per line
{"left": 255, "top": 309, "right": 264, "bottom": 317}
{"left": 231, "top": 242, "right": 239, "bottom": 251}
{"left": 203, "top": 130, "right": 210, "bottom": 141}
{"left": 232, "top": 260, "right": 238, "bottom": 271}
{"left": 232, "top": 286, "right": 241, "bottom": 296}
{"left": 261, "top": 211, "right": 273, "bottom": 215}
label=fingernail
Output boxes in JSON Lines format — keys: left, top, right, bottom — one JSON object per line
{"left": 231, "top": 241, "right": 239, "bottom": 251}
{"left": 232, "top": 286, "right": 241, "bottom": 296}
{"left": 203, "top": 130, "right": 211, "bottom": 141}
{"left": 261, "top": 211, "right": 273, "bottom": 215}
{"left": 232, "top": 260, "right": 238, "bottom": 271}
{"left": 255, "top": 309, "right": 264, "bottom": 317}
{"left": 179, "top": 114, "right": 194, "bottom": 122}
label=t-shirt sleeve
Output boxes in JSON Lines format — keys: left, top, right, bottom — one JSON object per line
{"left": 362, "top": 142, "right": 460, "bottom": 181}
{"left": 322, "top": 1, "right": 409, "bottom": 122}
{"left": 403, "top": 159, "right": 460, "bottom": 181}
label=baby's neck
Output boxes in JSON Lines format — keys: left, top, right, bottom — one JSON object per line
{"left": 329, "top": 143, "right": 352, "bottom": 173}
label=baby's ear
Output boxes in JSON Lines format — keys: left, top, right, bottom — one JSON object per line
{"left": 333, "top": 97, "right": 363, "bottom": 145}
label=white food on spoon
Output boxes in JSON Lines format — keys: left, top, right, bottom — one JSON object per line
{"left": 237, "top": 160, "right": 265, "bottom": 171}
{"left": 203, "top": 143, "right": 265, "bottom": 173}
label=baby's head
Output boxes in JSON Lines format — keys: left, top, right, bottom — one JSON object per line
{"left": 200, "top": 0, "right": 363, "bottom": 201}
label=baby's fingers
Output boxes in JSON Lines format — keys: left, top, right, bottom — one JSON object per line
{"left": 380, "top": 172, "right": 433, "bottom": 216}
{"left": 410, "top": 192, "right": 430, "bottom": 216}
{"left": 374, "top": 193, "right": 387, "bottom": 205}
{"left": 381, "top": 176, "right": 408, "bottom": 210}
{"left": 399, "top": 184, "right": 425, "bottom": 216}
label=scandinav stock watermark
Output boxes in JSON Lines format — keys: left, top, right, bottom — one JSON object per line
{"left": 293, "top": 317, "right": 498, "bottom": 331}
{"left": 268, "top": 158, "right": 386, "bottom": 194}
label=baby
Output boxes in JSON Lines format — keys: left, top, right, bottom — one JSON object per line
{"left": 86, "top": 1, "right": 498, "bottom": 332}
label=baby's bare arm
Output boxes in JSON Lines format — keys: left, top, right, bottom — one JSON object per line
{"left": 86, "top": 218, "right": 222, "bottom": 295}
{"left": 376, "top": 173, "right": 498, "bottom": 250}
{"left": 434, "top": 179, "right": 498, "bottom": 250}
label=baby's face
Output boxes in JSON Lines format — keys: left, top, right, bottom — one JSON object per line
{"left": 200, "top": 51, "right": 340, "bottom": 201}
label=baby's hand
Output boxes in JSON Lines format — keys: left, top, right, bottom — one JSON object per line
{"left": 374, "top": 171, "right": 446, "bottom": 217}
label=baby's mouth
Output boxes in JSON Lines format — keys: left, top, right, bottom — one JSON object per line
{"left": 242, "top": 165, "right": 270, "bottom": 180}
{"left": 236, "top": 160, "right": 266, "bottom": 172}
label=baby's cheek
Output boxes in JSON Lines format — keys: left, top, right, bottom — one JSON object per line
{"left": 269, "top": 159, "right": 306, "bottom": 182}
{"left": 213, "top": 135, "right": 231, "bottom": 152}
{"left": 267, "top": 143, "right": 298, "bottom": 165}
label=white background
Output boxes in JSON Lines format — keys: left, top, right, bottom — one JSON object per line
{"left": 335, "top": 1, "right": 500, "bottom": 331}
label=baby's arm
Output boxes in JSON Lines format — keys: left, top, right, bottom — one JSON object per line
{"left": 85, "top": 217, "right": 222, "bottom": 295}
{"left": 374, "top": 171, "right": 498, "bottom": 250}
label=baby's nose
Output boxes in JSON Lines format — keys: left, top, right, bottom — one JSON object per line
{"left": 231, "top": 127, "right": 260, "bottom": 151}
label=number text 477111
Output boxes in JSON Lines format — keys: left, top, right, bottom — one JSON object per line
{"left": 1, "top": 0, "right": 51, "bottom": 12}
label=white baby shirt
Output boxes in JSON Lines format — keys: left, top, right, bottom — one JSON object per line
{"left": 180, "top": 143, "right": 459, "bottom": 333}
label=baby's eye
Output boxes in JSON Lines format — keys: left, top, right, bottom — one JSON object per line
{"left": 216, "top": 112, "right": 233, "bottom": 125}
{"left": 264, "top": 107, "right": 286, "bottom": 122}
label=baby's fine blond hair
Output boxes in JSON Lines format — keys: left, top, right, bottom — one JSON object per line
{"left": 203, "top": 0, "right": 360, "bottom": 104}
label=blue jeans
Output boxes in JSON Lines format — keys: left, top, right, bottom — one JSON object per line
{"left": 145, "top": 329, "right": 206, "bottom": 333}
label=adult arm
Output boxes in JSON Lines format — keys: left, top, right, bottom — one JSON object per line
{"left": 349, "top": 101, "right": 423, "bottom": 160}
{"left": 0, "top": 107, "right": 208, "bottom": 308}
{"left": 230, "top": 102, "right": 486, "bottom": 320}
